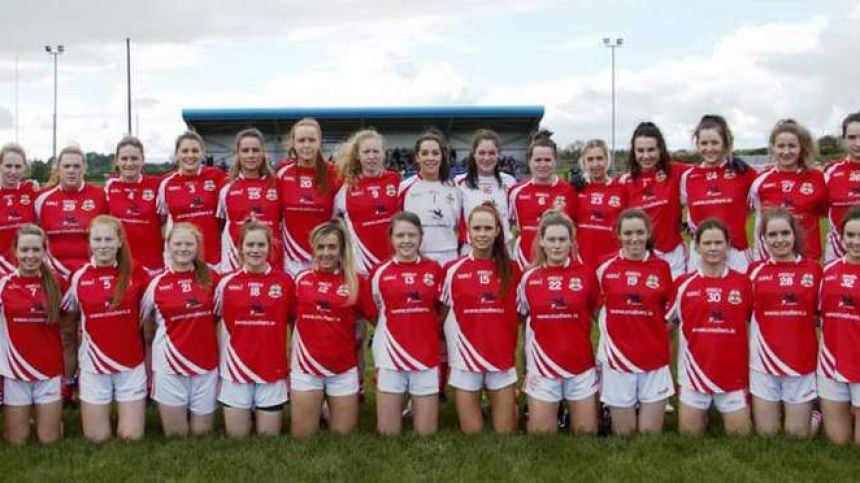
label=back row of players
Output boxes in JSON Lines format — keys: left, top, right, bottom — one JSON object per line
{"left": 0, "top": 112, "right": 858, "bottom": 445}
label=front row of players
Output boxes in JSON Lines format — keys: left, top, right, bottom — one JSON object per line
{"left": 3, "top": 203, "right": 860, "bottom": 445}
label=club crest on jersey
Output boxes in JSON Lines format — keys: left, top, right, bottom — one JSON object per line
{"left": 337, "top": 284, "right": 349, "bottom": 297}
{"left": 62, "top": 200, "right": 76, "bottom": 211}
{"left": 841, "top": 274, "right": 856, "bottom": 289}
{"left": 724, "top": 171, "right": 736, "bottom": 180}
{"left": 851, "top": 171, "right": 860, "bottom": 182}
{"left": 553, "top": 196, "right": 567, "bottom": 209}
{"left": 266, "top": 189, "right": 278, "bottom": 201}
{"left": 268, "top": 284, "right": 283, "bottom": 298}
{"left": 386, "top": 184, "right": 396, "bottom": 197}
{"left": 800, "top": 273, "right": 814, "bottom": 288}
{"left": 203, "top": 180, "right": 216, "bottom": 191}
{"left": 608, "top": 196, "right": 621, "bottom": 208}
{"left": 446, "top": 193, "right": 456, "bottom": 204}
{"left": 142, "top": 189, "right": 155, "bottom": 201}
{"left": 645, "top": 275, "right": 660, "bottom": 289}
{"left": 800, "top": 182, "right": 813, "bottom": 195}
{"left": 423, "top": 273, "right": 435, "bottom": 286}
{"left": 20, "top": 195, "right": 30, "bottom": 205}
{"left": 728, "top": 289, "right": 742, "bottom": 305}
{"left": 568, "top": 277, "right": 582, "bottom": 291}
{"left": 82, "top": 199, "right": 96, "bottom": 211}
{"left": 656, "top": 171, "right": 666, "bottom": 182}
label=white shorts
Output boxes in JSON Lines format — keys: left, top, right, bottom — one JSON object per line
{"left": 680, "top": 386, "right": 748, "bottom": 413}
{"left": 290, "top": 367, "right": 360, "bottom": 397}
{"left": 79, "top": 364, "right": 148, "bottom": 405}
{"left": 600, "top": 365, "right": 675, "bottom": 408}
{"left": 448, "top": 367, "right": 518, "bottom": 391}
{"left": 3, "top": 376, "right": 62, "bottom": 406}
{"left": 688, "top": 246, "right": 750, "bottom": 275}
{"left": 655, "top": 243, "right": 688, "bottom": 280}
{"left": 750, "top": 370, "right": 817, "bottom": 404}
{"left": 152, "top": 370, "right": 218, "bottom": 415}
{"left": 218, "top": 378, "right": 288, "bottom": 410}
{"left": 524, "top": 367, "right": 598, "bottom": 403}
{"left": 376, "top": 367, "right": 439, "bottom": 396}
{"left": 817, "top": 373, "right": 860, "bottom": 406}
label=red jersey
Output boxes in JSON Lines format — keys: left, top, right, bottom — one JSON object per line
{"left": 157, "top": 167, "right": 227, "bottom": 267}
{"left": 441, "top": 255, "right": 522, "bottom": 372}
{"left": 669, "top": 269, "right": 753, "bottom": 393}
{"left": 0, "top": 271, "right": 64, "bottom": 381}
{"left": 277, "top": 162, "right": 341, "bottom": 266}
{"left": 748, "top": 258, "right": 820, "bottom": 376}
{"left": 370, "top": 258, "right": 443, "bottom": 370}
{"left": 574, "top": 180, "right": 627, "bottom": 267}
{"left": 216, "top": 175, "right": 282, "bottom": 271}
{"left": 62, "top": 263, "right": 147, "bottom": 374}
{"left": 618, "top": 163, "right": 690, "bottom": 253}
{"left": 680, "top": 162, "right": 758, "bottom": 250}
{"left": 214, "top": 267, "right": 295, "bottom": 383}
{"left": 105, "top": 175, "right": 163, "bottom": 273}
{"left": 0, "top": 180, "right": 38, "bottom": 274}
{"left": 824, "top": 158, "right": 860, "bottom": 259}
{"left": 292, "top": 270, "right": 376, "bottom": 376}
{"left": 141, "top": 269, "right": 220, "bottom": 376}
{"left": 819, "top": 259, "right": 860, "bottom": 382}
{"left": 334, "top": 171, "right": 401, "bottom": 274}
{"left": 596, "top": 252, "right": 674, "bottom": 372}
{"left": 519, "top": 258, "right": 600, "bottom": 377}
{"left": 508, "top": 178, "right": 577, "bottom": 268}
{"left": 750, "top": 167, "right": 827, "bottom": 259}
{"left": 34, "top": 183, "right": 107, "bottom": 278}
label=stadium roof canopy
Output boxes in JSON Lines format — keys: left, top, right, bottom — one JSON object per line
{"left": 182, "top": 105, "right": 544, "bottom": 138}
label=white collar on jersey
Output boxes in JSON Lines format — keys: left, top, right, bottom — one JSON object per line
{"left": 696, "top": 266, "right": 730, "bottom": 278}
{"left": 88, "top": 257, "right": 118, "bottom": 268}
{"left": 529, "top": 175, "right": 559, "bottom": 186}
{"left": 237, "top": 172, "right": 268, "bottom": 181}
{"left": 242, "top": 264, "right": 272, "bottom": 275}
{"left": 766, "top": 254, "right": 802, "bottom": 265}
{"left": 618, "top": 249, "right": 651, "bottom": 262}
{"left": 393, "top": 256, "right": 422, "bottom": 265}
{"left": 698, "top": 159, "right": 729, "bottom": 169}
{"left": 542, "top": 257, "right": 572, "bottom": 269}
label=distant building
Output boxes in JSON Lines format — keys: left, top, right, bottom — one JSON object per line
{"left": 181, "top": 106, "right": 544, "bottom": 176}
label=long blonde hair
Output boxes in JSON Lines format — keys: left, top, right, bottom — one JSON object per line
{"left": 336, "top": 129, "right": 384, "bottom": 188}
{"left": 88, "top": 215, "right": 134, "bottom": 306}
{"left": 310, "top": 219, "right": 358, "bottom": 306}
{"left": 12, "top": 224, "right": 61, "bottom": 323}
{"left": 167, "top": 223, "right": 212, "bottom": 289}
{"left": 286, "top": 118, "right": 331, "bottom": 193}
{"left": 229, "top": 128, "right": 274, "bottom": 181}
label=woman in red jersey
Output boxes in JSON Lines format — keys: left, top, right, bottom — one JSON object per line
{"left": 277, "top": 118, "right": 342, "bottom": 276}
{"left": 750, "top": 120, "right": 827, "bottom": 261}
{"left": 105, "top": 136, "right": 163, "bottom": 275}
{"left": 669, "top": 218, "right": 753, "bottom": 436}
{"left": 519, "top": 211, "right": 600, "bottom": 435}
{"left": 455, "top": 129, "right": 517, "bottom": 255}
{"left": 142, "top": 223, "right": 219, "bottom": 437}
{"left": 63, "top": 215, "right": 148, "bottom": 442}
{"left": 35, "top": 145, "right": 107, "bottom": 279}
{"left": 334, "top": 128, "right": 401, "bottom": 275}
{"left": 214, "top": 221, "right": 295, "bottom": 438}
{"left": 508, "top": 130, "right": 577, "bottom": 269}
{"left": 572, "top": 139, "right": 627, "bottom": 267}
{"left": 157, "top": 131, "right": 226, "bottom": 270}
{"left": 596, "top": 209, "right": 674, "bottom": 435}
{"left": 0, "top": 224, "right": 65, "bottom": 446}
{"left": 291, "top": 219, "right": 376, "bottom": 438}
{"left": 681, "top": 115, "right": 757, "bottom": 274}
{"left": 371, "top": 211, "right": 443, "bottom": 436}
{"left": 442, "top": 203, "right": 521, "bottom": 434}
{"left": 217, "top": 128, "right": 283, "bottom": 273}
{"left": 748, "top": 208, "right": 820, "bottom": 438}
{"left": 618, "top": 122, "right": 690, "bottom": 279}
{"left": 0, "top": 143, "right": 38, "bottom": 276}
{"left": 824, "top": 112, "right": 860, "bottom": 263}
{"left": 818, "top": 206, "right": 860, "bottom": 445}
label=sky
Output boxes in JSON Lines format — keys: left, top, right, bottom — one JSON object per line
{"left": 0, "top": 0, "right": 857, "bottom": 162}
